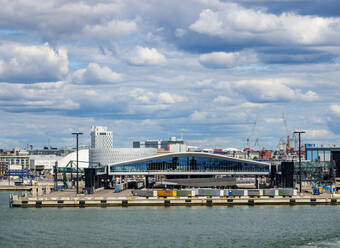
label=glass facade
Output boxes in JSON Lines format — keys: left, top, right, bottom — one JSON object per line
{"left": 110, "top": 155, "right": 269, "bottom": 173}
{"left": 296, "top": 161, "right": 333, "bottom": 182}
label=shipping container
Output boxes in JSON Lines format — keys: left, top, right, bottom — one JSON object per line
{"left": 197, "top": 188, "right": 221, "bottom": 196}
{"left": 115, "top": 183, "right": 127, "bottom": 193}
{"left": 262, "top": 189, "right": 276, "bottom": 197}
{"left": 132, "top": 189, "right": 154, "bottom": 197}
{"left": 278, "top": 188, "right": 294, "bottom": 196}
{"left": 157, "top": 190, "right": 177, "bottom": 197}
{"left": 248, "top": 189, "right": 261, "bottom": 196}
{"left": 128, "top": 181, "right": 144, "bottom": 189}
{"left": 177, "top": 190, "right": 193, "bottom": 197}
{"left": 224, "top": 189, "right": 245, "bottom": 196}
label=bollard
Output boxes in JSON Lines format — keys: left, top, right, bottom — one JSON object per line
{"left": 45, "top": 186, "right": 51, "bottom": 195}
{"left": 22, "top": 200, "right": 28, "bottom": 208}
{"left": 31, "top": 187, "right": 37, "bottom": 197}
{"left": 57, "top": 200, "right": 64, "bottom": 208}
{"left": 9, "top": 194, "right": 13, "bottom": 208}
{"left": 122, "top": 200, "right": 128, "bottom": 207}
{"left": 36, "top": 201, "right": 43, "bottom": 208}
{"left": 37, "top": 186, "right": 43, "bottom": 196}
{"left": 79, "top": 200, "right": 85, "bottom": 208}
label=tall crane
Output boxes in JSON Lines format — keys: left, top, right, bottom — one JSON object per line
{"left": 282, "top": 112, "right": 296, "bottom": 154}
{"left": 180, "top": 129, "right": 184, "bottom": 140}
{"left": 282, "top": 112, "right": 289, "bottom": 154}
{"left": 247, "top": 114, "right": 259, "bottom": 150}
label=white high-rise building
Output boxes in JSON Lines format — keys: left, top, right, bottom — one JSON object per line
{"left": 90, "top": 126, "right": 113, "bottom": 149}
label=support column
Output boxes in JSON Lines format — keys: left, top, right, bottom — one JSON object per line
{"left": 145, "top": 176, "right": 149, "bottom": 188}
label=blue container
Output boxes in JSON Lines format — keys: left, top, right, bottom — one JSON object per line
{"left": 115, "top": 184, "right": 121, "bottom": 192}
{"left": 57, "top": 185, "right": 64, "bottom": 190}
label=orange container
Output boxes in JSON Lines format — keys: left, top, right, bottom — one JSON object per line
{"left": 157, "top": 190, "right": 177, "bottom": 197}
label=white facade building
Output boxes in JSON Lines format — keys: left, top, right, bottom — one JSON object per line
{"left": 89, "top": 125, "right": 158, "bottom": 166}
{"left": 91, "top": 126, "right": 113, "bottom": 149}
{"left": 133, "top": 136, "right": 188, "bottom": 152}
{"left": 29, "top": 149, "right": 90, "bottom": 172}
{"left": 89, "top": 148, "right": 157, "bottom": 166}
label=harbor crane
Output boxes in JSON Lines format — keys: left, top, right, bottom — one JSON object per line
{"left": 246, "top": 114, "right": 259, "bottom": 150}
{"left": 281, "top": 112, "right": 297, "bottom": 154}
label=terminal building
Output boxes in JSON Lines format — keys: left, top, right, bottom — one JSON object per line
{"left": 108, "top": 152, "right": 269, "bottom": 176}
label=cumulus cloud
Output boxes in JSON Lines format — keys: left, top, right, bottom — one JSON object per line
{"left": 199, "top": 50, "right": 258, "bottom": 68}
{"left": 158, "top": 92, "right": 187, "bottom": 104}
{"left": 190, "top": 4, "right": 340, "bottom": 45}
{"left": 0, "top": 82, "right": 79, "bottom": 111}
{"left": 0, "top": 43, "right": 68, "bottom": 83}
{"left": 83, "top": 20, "right": 137, "bottom": 40}
{"left": 232, "top": 79, "right": 319, "bottom": 103}
{"left": 330, "top": 104, "right": 340, "bottom": 116}
{"left": 175, "top": 28, "right": 187, "bottom": 37}
{"left": 213, "top": 96, "right": 232, "bottom": 103}
{"left": 72, "top": 63, "right": 122, "bottom": 84}
{"left": 190, "top": 110, "right": 209, "bottom": 121}
{"left": 305, "top": 129, "right": 334, "bottom": 139}
{"left": 128, "top": 46, "right": 167, "bottom": 66}
{"left": 0, "top": 0, "right": 125, "bottom": 40}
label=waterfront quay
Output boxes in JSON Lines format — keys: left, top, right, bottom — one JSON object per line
{"left": 9, "top": 188, "right": 340, "bottom": 208}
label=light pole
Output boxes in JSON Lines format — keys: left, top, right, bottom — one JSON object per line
{"left": 72, "top": 132, "right": 83, "bottom": 194}
{"left": 294, "top": 130, "right": 305, "bottom": 193}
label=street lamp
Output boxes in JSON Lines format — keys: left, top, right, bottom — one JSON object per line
{"left": 72, "top": 132, "right": 83, "bottom": 194}
{"left": 294, "top": 130, "right": 305, "bottom": 193}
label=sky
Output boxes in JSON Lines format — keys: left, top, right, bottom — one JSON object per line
{"left": 1, "top": 0, "right": 340, "bottom": 150}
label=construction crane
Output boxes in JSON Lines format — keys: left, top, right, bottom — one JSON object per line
{"left": 254, "top": 137, "right": 263, "bottom": 151}
{"left": 281, "top": 112, "right": 289, "bottom": 154}
{"left": 180, "top": 129, "right": 184, "bottom": 140}
{"left": 282, "top": 112, "right": 295, "bottom": 155}
{"left": 247, "top": 114, "right": 259, "bottom": 150}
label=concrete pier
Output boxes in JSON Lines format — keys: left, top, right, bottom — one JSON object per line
{"left": 9, "top": 195, "right": 340, "bottom": 208}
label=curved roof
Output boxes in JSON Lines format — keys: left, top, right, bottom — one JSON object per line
{"left": 109, "top": 152, "right": 270, "bottom": 167}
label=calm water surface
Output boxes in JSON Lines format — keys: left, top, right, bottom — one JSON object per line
{"left": 1, "top": 192, "right": 340, "bottom": 248}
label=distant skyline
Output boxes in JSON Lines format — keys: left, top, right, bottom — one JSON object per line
{"left": 1, "top": 0, "right": 340, "bottom": 149}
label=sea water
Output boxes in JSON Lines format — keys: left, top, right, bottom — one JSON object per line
{"left": 1, "top": 192, "right": 340, "bottom": 248}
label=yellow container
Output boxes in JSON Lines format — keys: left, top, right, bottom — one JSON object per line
{"left": 157, "top": 190, "right": 177, "bottom": 197}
